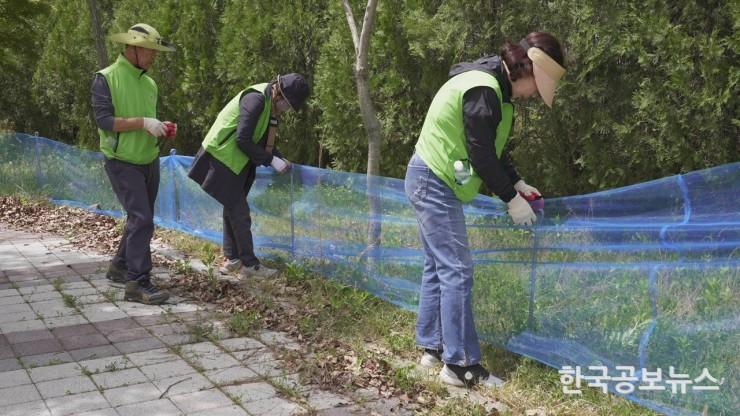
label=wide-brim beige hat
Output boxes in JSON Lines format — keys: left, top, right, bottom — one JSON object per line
{"left": 522, "top": 41, "right": 565, "bottom": 107}
{"left": 110, "top": 23, "right": 175, "bottom": 52}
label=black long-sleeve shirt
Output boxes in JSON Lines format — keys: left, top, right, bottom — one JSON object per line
{"left": 452, "top": 57, "right": 521, "bottom": 202}
{"left": 236, "top": 86, "right": 282, "bottom": 166}
{"left": 463, "top": 86, "right": 520, "bottom": 202}
{"left": 90, "top": 74, "right": 116, "bottom": 131}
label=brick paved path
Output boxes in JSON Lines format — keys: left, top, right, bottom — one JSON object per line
{"left": 0, "top": 225, "right": 384, "bottom": 416}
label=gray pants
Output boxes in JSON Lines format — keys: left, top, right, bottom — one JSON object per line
{"left": 223, "top": 194, "right": 259, "bottom": 267}
{"left": 104, "top": 158, "right": 159, "bottom": 281}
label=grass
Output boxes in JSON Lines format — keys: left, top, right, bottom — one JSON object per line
{"left": 429, "top": 397, "right": 494, "bottom": 416}
{"left": 161, "top": 232, "right": 666, "bottom": 416}
{"left": 227, "top": 310, "right": 261, "bottom": 336}
{"left": 52, "top": 277, "right": 64, "bottom": 291}
{"left": 392, "top": 364, "right": 423, "bottom": 394}
{"left": 61, "top": 293, "right": 78, "bottom": 309}
{"left": 231, "top": 260, "right": 655, "bottom": 415}
{"left": 79, "top": 365, "right": 93, "bottom": 377}
{"left": 187, "top": 321, "right": 216, "bottom": 343}
{"left": 271, "top": 375, "right": 305, "bottom": 401}
{"left": 101, "top": 288, "right": 119, "bottom": 303}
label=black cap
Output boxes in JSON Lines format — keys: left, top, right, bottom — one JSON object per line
{"left": 278, "top": 73, "right": 310, "bottom": 110}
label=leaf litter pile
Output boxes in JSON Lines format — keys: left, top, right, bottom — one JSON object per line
{"left": 0, "top": 196, "right": 444, "bottom": 411}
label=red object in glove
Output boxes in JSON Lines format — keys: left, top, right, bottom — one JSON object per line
{"left": 163, "top": 121, "right": 177, "bottom": 138}
{"left": 519, "top": 191, "right": 542, "bottom": 201}
{"left": 519, "top": 191, "right": 544, "bottom": 213}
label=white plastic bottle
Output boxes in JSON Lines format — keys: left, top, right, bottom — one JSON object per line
{"left": 453, "top": 160, "right": 471, "bottom": 185}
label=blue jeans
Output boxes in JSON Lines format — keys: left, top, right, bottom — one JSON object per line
{"left": 404, "top": 153, "right": 481, "bottom": 366}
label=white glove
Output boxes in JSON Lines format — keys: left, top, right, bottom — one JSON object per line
{"left": 270, "top": 157, "right": 289, "bottom": 174}
{"left": 507, "top": 193, "right": 537, "bottom": 226}
{"left": 142, "top": 117, "right": 166, "bottom": 137}
{"left": 514, "top": 179, "right": 541, "bottom": 198}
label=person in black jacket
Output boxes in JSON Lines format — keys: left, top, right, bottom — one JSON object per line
{"left": 188, "top": 74, "right": 309, "bottom": 279}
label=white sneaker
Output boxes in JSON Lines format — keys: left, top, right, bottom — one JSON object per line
{"left": 440, "top": 364, "right": 504, "bottom": 388}
{"left": 219, "top": 258, "right": 242, "bottom": 274}
{"left": 419, "top": 349, "right": 442, "bottom": 368}
{"left": 238, "top": 264, "right": 278, "bottom": 279}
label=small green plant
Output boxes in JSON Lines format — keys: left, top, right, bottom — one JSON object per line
{"left": 227, "top": 310, "right": 261, "bottom": 336}
{"left": 386, "top": 332, "right": 414, "bottom": 354}
{"left": 226, "top": 392, "right": 243, "bottom": 406}
{"left": 202, "top": 248, "right": 220, "bottom": 295}
{"left": 271, "top": 375, "right": 303, "bottom": 400}
{"left": 174, "top": 259, "right": 192, "bottom": 275}
{"left": 169, "top": 344, "right": 183, "bottom": 356}
{"left": 79, "top": 365, "right": 93, "bottom": 377}
{"left": 284, "top": 261, "right": 310, "bottom": 285}
{"left": 61, "top": 293, "right": 78, "bottom": 309}
{"left": 101, "top": 288, "right": 119, "bottom": 303}
{"left": 432, "top": 397, "right": 491, "bottom": 416}
{"left": 297, "top": 315, "right": 318, "bottom": 334}
{"left": 188, "top": 321, "right": 215, "bottom": 342}
{"left": 391, "top": 364, "right": 420, "bottom": 394}
{"left": 160, "top": 307, "right": 175, "bottom": 323}
{"left": 114, "top": 219, "right": 125, "bottom": 234}
{"left": 52, "top": 277, "right": 64, "bottom": 291}
{"left": 104, "top": 361, "right": 120, "bottom": 372}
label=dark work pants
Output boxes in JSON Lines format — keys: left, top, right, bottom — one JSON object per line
{"left": 222, "top": 193, "right": 260, "bottom": 267}
{"left": 104, "top": 158, "right": 160, "bottom": 282}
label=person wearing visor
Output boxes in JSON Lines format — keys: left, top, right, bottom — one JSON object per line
{"left": 405, "top": 32, "right": 566, "bottom": 387}
{"left": 188, "top": 74, "right": 310, "bottom": 279}
{"left": 91, "top": 23, "right": 176, "bottom": 305}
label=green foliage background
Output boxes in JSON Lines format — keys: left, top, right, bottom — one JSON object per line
{"left": 1, "top": 0, "right": 737, "bottom": 196}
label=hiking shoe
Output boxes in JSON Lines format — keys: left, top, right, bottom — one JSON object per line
{"left": 440, "top": 364, "right": 504, "bottom": 388}
{"left": 420, "top": 349, "right": 443, "bottom": 368}
{"left": 238, "top": 264, "right": 278, "bottom": 279}
{"left": 106, "top": 262, "right": 127, "bottom": 284}
{"left": 124, "top": 279, "right": 170, "bottom": 305}
{"left": 219, "top": 258, "right": 242, "bottom": 275}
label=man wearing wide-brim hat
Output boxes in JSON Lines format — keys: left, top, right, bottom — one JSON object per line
{"left": 91, "top": 23, "right": 176, "bottom": 305}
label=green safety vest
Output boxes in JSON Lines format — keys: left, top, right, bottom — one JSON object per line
{"left": 415, "top": 70, "right": 513, "bottom": 202}
{"left": 201, "top": 84, "right": 272, "bottom": 175}
{"left": 97, "top": 54, "right": 159, "bottom": 164}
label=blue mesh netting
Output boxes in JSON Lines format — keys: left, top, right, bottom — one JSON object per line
{"left": 1, "top": 132, "right": 737, "bottom": 415}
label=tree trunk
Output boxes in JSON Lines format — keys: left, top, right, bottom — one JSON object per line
{"left": 318, "top": 142, "right": 324, "bottom": 168}
{"left": 342, "top": 0, "right": 382, "bottom": 254}
{"left": 356, "top": 69, "right": 382, "bottom": 248}
{"left": 87, "top": 0, "right": 108, "bottom": 68}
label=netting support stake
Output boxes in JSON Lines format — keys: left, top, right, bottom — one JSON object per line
{"left": 171, "top": 156, "right": 180, "bottom": 223}
{"left": 526, "top": 227, "right": 539, "bottom": 330}
{"left": 34, "top": 137, "right": 43, "bottom": 191}
{"left": 638, "top": 266, "right": 659, "bottom": 372}
{"left": 290, "top": 168, "right": 295, "bottom": 258}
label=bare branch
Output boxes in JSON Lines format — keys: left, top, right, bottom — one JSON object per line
{"left": 341, "top": 0, "right": 360, "bottom": 55}
{"left": 357, "top": 0, "right": 379, "bottom": 67}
